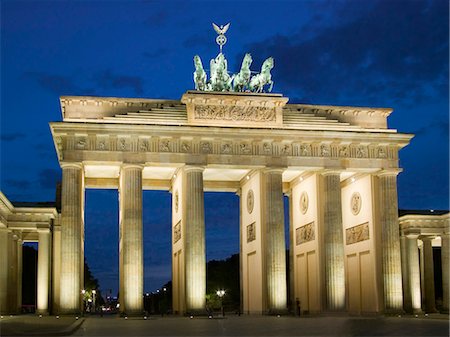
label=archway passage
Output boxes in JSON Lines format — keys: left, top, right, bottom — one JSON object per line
{"left": 22, "top": 243, "right": 37, "bottom": 313}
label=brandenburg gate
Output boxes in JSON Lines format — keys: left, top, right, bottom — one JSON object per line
{"left": 49, "top": 88, "right": 413, "bottom": 315}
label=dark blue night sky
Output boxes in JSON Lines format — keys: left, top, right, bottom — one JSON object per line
{"left": 1, "top": 0, "right": 448, "bottom": 295}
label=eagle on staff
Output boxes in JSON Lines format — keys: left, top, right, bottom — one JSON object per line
{"left": 212, "top": 23, "right": 230, "bottom": 53}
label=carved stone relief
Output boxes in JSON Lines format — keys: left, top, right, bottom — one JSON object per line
{"left": 181, "top": 141, "right": 191, "bottom": 153}
{"left": 300, "top": 192, "right": 309, "bottom": 215}
{"left": 194, "top": 105, "right": 276, "bottom": 122}
{"left": 159, "top": 139, "right": 171, "bottom": 152}
{"left": 351, "top": 192, "right": 362, "bottom": 215}
{"left": 173, "top": 221, "right": 181, "bottom": 243}
{"left": 139, "top": 139, "right": 149, "bottom": 152}
{"left": 240, "top": 143, "right": 252, "bottom": 154}
{"left": 201, "top": 141, "right": 212, "bottom": 154}
{"left": 247, "top": 222, "right": 256, "bottom": 243}
{"left": 174, "top": 190, "right": 179, "bottom": 213}
{"left": 296, "top": 222, "right": 315, "bottom": 245}
{"left": 221, "top": 143, "right": 232, "bottom": 154}
{"left": 346, "top": 222, "right": 369, "bottom": 245}
{"left": 76, "top": 138, "right": 87, "bottom": 149}
{"left": 320, "top": 144, "right": 330, "bottom": 157}
{"left": 300, "top": 144, "right": 311, "bottom": 156}
{"left": 247, "top": 189, "right": 254, "bottom": 214}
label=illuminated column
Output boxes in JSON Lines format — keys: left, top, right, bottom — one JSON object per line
{"left": 403, "top": 234, "right": 422, "bottom": 313}
{"left": 59, "top": 163, "right": 84, "bottom": 314}
{"left": 37, "top": 228, "right": 51, "bottom": 314}
{"left": 184, "top": 166, "right": 206, "bottom": 312}
{"left": 52, "top": 219, "right": 61, "bottom": 314}
{"left": 422, "top": 237, "right": 437, "bottom": 313}
{"left": 7, "top": 232, "right": 18, "bottom": 313}
{"left": 320, "top": 171, "right": 345, "bottom": 311}
{"left": 0, "top": 229, "right": 8, "bottom": 314}
{"left": 377, "top": 171, "right": 403, "bottom": 312}
{"left": 441, "top": 233, "right": 449, "bottom": 313}
{"left": 16, "top": 237, "right": 23, "bottom": 313}
{"left": 263, "top": 168, "right": 287, "bottom": 312}
{"left": 119, "top": 164, "right": 143, "bottom": 315}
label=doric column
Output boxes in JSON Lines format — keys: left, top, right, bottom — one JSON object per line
{"left": 16, "top": 237, "right": 23, "bottom": 313}
{"left": 0, "top": 229, "right": 8, "bottom": 314}
{"left": 59, "top": 163, "right": 84, "bottom": 314}
{"left": 422, "top": 237, "right": 437, "bottom": 313}
{"left": 119, "top": 164, "right": 143, "bottom": 315}
{"left": 52, "top": 218, "right": 61, "bottom": 314}
{"left": 37, "top": 228, "right": 51, "bottom": 314}
{"left": 320, "top": 171, "right": 345, "bottom": 311}
{"left": 184, "top": 166, "right": 206, "bottom": 312}
{"left": 7, "top": 232, "right": 19, "bottom": 314}
{"left": 263, "top": 168, "right": 287, "bottom": 312}
{"left": 441, "top": 233, "right": 449, "bottom": 313}
{"left": 403, "top": 234, "right": 422, "bottom": 313}
{"left": 377, "top": 171, "right": 403, "bottom": 312}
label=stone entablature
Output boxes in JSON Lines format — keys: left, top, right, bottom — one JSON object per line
{"left": 399, "top": 212, "right": 450, "bottom": 236}
{"left": 59, "top": 93, "right": 395, "bottom": 131}
{"left": 50, "top": 123, "right": 410, "bottom": 167}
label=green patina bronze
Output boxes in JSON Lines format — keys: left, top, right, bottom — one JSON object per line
{"left": 193, "top": 23, "right": 275, "bottom": 93}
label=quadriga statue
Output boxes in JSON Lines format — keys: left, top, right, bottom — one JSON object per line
{"left": 209, "top": 53, "right": 233, "bottom": 91}
{"left": 233, "top": 53, "right": 252, "bottom": 92}
{"left": 193, "top": 55, "right": 207, "bottom": 91}
{"left": 249, "top": 57, "right": 274, "bottom": 93}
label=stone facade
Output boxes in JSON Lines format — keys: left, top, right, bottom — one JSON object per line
{"left": 3, "top": 91, "right": 447, "bottom": 316}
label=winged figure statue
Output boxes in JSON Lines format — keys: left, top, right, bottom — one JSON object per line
{"left": 212, "top": 23, "right": 230, "bottom": 35}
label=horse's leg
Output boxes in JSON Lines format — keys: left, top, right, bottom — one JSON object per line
{"left": 268, "top": 81, "right": 273, "bottom": 92}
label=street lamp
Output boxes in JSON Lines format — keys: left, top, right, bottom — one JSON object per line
{"left": 81, "top": 289, "right": 86, "bottom": 316}
{"left": 216, "top": 289, "right": 225, "bottom": 316}
{"left": 92, "top": 290, "right": 96, "bottom": 313}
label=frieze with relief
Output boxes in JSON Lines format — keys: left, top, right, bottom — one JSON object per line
{"left": 346, "top": 222, "right": 369, "bottom": 245}
{"left": 57, "top": 134, "right": 397, "bottom": 161}
{"left": 194, "top": 105, "right": 276, "bottom": 122}
{"left": 173, "top": 221, "right": 181, "bottom": 243}
{"left": 247, "top": 222, "right": 256, "bottom": 243}
{"left": 296, "top": 222, "right": 315, "bottom": 245}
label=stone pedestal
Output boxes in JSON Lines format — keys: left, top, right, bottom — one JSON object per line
{"left": 441, "top": 234, "right": 449, "bottom": 313}
{"left": 184, "top": 166, "right": 206, "bottom": 313}
{"left": 422, "top": 237, "right": 437, "bottom": 313}
{"left": 119, "top": 164, "right": 143, "bottom": 315}
{"left": 37, "top": 229, "right": 51, "bottom": 314}
{"left": 59, "top": 163, "right": 84, "bottom": 314}
{"left": 321, "top": 171, "right": 345, "bottom": 311}
{"left": 263, "top": 168, "right": 287, "bottom": 313}
{"left": 377, "top": 172, "right": 403, "bottom": 312}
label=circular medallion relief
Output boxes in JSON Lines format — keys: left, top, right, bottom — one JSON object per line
{"left": 174, "top": 190, "right": 179, "bottom": 213}
{"left": 351, "top": 192, "right": 362, "bottom": 215}
{"left": 300, "top": 192, "right": 309, "bottom": 214}
{"left": 247, "top": 189, "right": 254, "bottom": 214}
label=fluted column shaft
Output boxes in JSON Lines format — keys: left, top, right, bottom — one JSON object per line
{"left": 16, "top": 238, "right": 22, "bottom": 313}
{"left": 0, "top": 229, "right": 8, "bottom": 314}
{"left": 441, "top": 234, "right": 449, "bottom": 313}
{"left": 59, "top": 163, "right": 84, "bottom": 314}
{"left": 263, "top": 169, "right": 287, "bottom": 312}
{"left": 378, "top": 172, "right": 403, "bottom": 312}
{"left": 119, "top": 165, "right": 143, "bottom": 314}
{"left": 422, "top": 237, "right": 436, "bottom": 313}
{"left": 7, "top": 233, "right": 19, "bottom": 313}
{"left": 184, "top": 166, "right": 206, "bottom": 312}
{"left": 37, "top": 229, "right": 51, "bottom": 314}
{"left": 404, "top": 235, "right": 421, "bottom": 313}
{"left": 321, "top": 171, "right": 345, "bottom": 311}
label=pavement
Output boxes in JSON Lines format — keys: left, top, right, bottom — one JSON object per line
{"left": 1, "top": 313, "right": 449, "bottom": 337}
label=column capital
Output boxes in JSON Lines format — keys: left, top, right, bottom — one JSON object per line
{"left": 60, "top": 162, "right": 83, "bottom": 170}
{"left": 183, "top": 165, "right": 205, "bottom": 173}
{"left": 263, "top": 166, "right": 285, "bottom": 174}
{"left": 121, "top": 163, "right": 143, "bottom": 171}
{"left": 420, "top": 235, "right": 436, "bottom": 242}
{"left": 320, "top": 169, "right": 343, "bottom": 176}
{"left": 375, "top": 168, "right": 403, "bottom": 177}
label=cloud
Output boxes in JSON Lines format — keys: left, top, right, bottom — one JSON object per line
{"left": 242, "top": 0, "right": 448, "bottom": 106}
{"left": 143, "top": 47, "right": 172, "bottom": 59}
{"left": 94, "top": 70, "right": 144, "bottom": 95}
{"left": 183, "top": 32, "right": 210, "bottom": 49}
{"left": 23, "top": 72, "right": 81, "bottom": 94}
{"left": 144, "top": 10, "right": 169, "bottom": 27}
{"left": 0, "top": 132, "right": 25, "bottom": 141}
{"left": 414, "top": 119, "right": 450, "bottom": 137}
{"left": 5, "top": 179, "right": 31, "bottom": 190}
{"left": 38, "top": 168, "right": 61, "bottom": 190}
